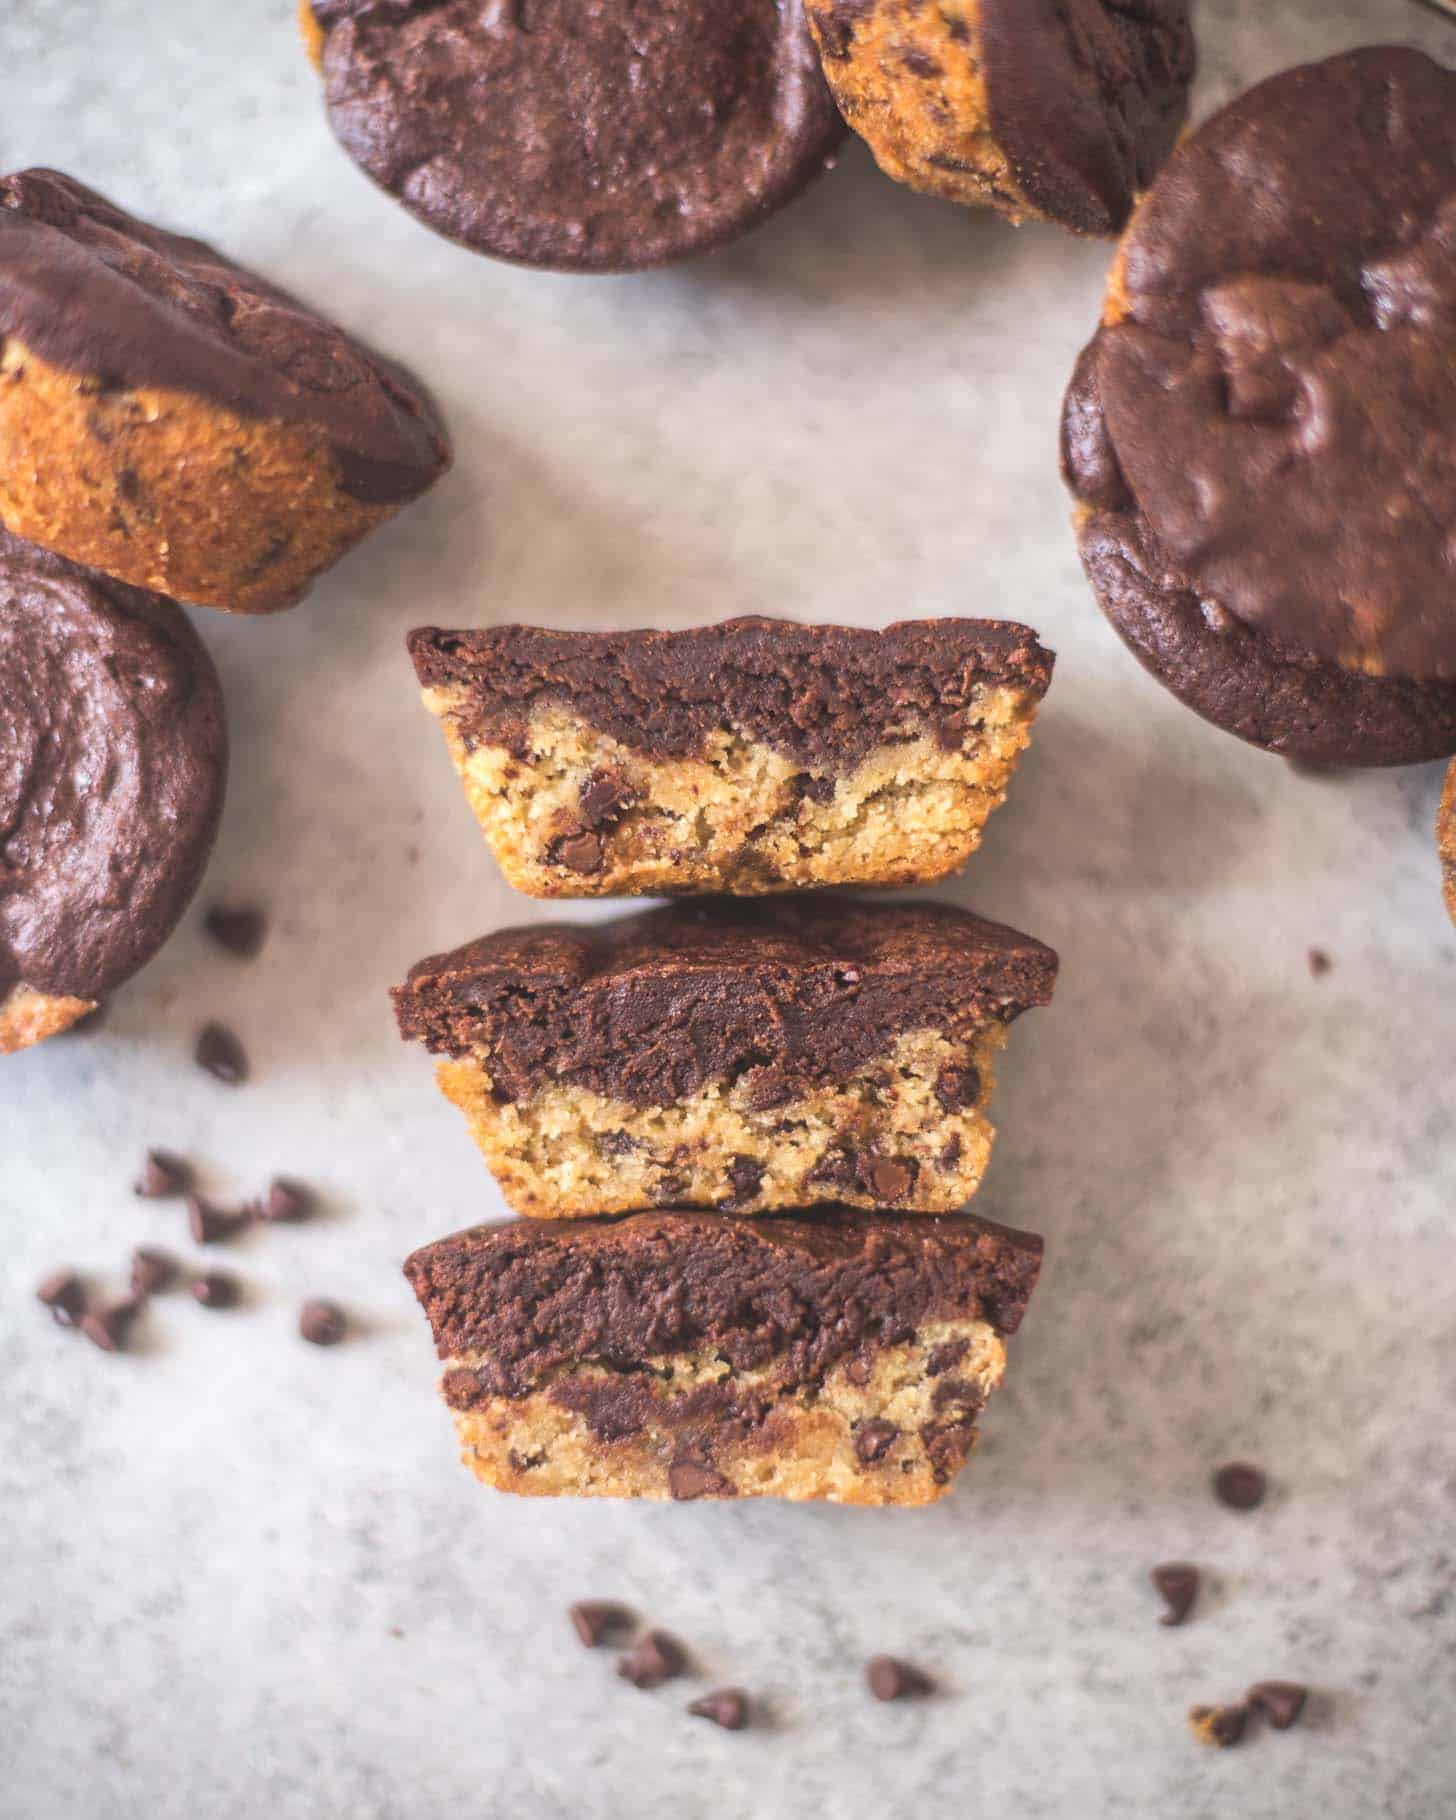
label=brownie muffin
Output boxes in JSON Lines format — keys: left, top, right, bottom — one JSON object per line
{"left": 407, "top": 617, "right": 1054, "bottom": 896}
{"left": 405, "top": 1208, "right": 1043, "bottom": 1504}
{"left": 1439, "top": 764, "right": 1456, "bottom": 926}
{"left": 0, "top": 169, "right": 450, "bottom": 613}
{"left": 394, "top": 897, "right": 1057, "bottom": 1218}
{"left": 1, "top": 530, "right": 227, "bottom": 1053}
{"left": 1062, "top": 49, "right": 1456, "bottom": 765}
{"left": 805, "top": 0, "right": 1194, "bottom": 235}
{"left": 303, "top": 0, "right": 845, "bottom": 272}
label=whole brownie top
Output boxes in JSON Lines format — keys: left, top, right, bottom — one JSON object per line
{"left": 0, "top": 529, "right": 227, "bottom": 1003}
{"left": 309, "top": 0, "right": 844, "bottom": 272}
{"left": 0, "top": 168, "right": 450, "bottom": 505}
{"left": 1065, "top": 48, "right": 1456, "bottom": 681}
{"left": 409, "top": 616, "right": 1055, "bottom": 773}
{"left": 979, "top": 0, "right": 1194, "bottom": 235}
{"left": 405, "top": 1208, "right": 1044, "bottom": 1394}
{"left": 393, "top": 897, "right": 1058, "bottom": 1105}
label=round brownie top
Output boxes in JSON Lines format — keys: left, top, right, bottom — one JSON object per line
{"left": 308, "top": 0, "right": 845, "bottom": 272}
{"left": 0, "top": 168, "right": 450, "bottom": 505}
{"left": 979, "top": 0, "right": 1194, "bottom": 235}
{"left": 0, "top": 530, "right": 227, "bottom": 1003}
{"left": 1082, "top": 48, "right": 1456, "bottom": 681}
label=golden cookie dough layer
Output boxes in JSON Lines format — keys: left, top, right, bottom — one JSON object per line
{"left": 421, "top": 690, "right": 1042, "bottom": 897}
{"left": 0, "top": 336, "right": 400, "bottom": 614}
{"left": 444, "top": 1320, "right": 1006, "bottom": 1505}
{"left": 0, "top": 983, "right": 94, "bottom": 1055}
{"left": 436, "top": 1027, "right": 1006, "bottom": 1218}
{"left": 1440, "top": 762, "right": 1456, "bottom": 926}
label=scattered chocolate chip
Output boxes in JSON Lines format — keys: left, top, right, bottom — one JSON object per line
{"left": 843, "top": 1354, "right": 873, "bottom": 1387}
{"left": 186, "top": 1195, "right": 250, "bottom": 1246}
{"left": 36, "top": 1269, "right": 86, "bottom": 1328}
{"left": 568, "top": 1601, "right": 633, "bottom": 1648}
{"left": 597, "top": 1130, "right": 637, "bottom": 1159}
{"left": 688, "top": 1689, "right": 749, "bottom": 1731}
{"left": 938, "top": 1133, "right": 963, "bottom": 1171}
{"left": 552, "top": 830, "right": 603, "bottom": 875}
{"left": 204, "top": 905, "right": 267, "bottom": 958}
{"left": 724, "top": 1154, "right": 766, "bottom": 1207}
{"left": 618, "top": 1630, "right": 687, "bottom": 1689}
{"left": 1151, "top": 1562, "right": 1199, "bottom": 1627}
{"left": 1247, "top": 1682, "right": 1307, "bottom": 1731}
{"left": 1189, "top": 1704, "right": 1248, "bottom": 1748}
{"left": 864, "top": 1155, "right": 914, "bottom": 1202}
{"left": 257, "top": 1178, "right": 312, "bottom": 1223}
{"left": 668, "top": 1461, "right": 735, "bottom": 1501}
{"left": 791, "top": 771, "right": 835, "bottom": 805}
{"left": 195, "top": 1022, "right": 248, "bottom": 1085}
{"left": 299, "top": 1299, "right": 347, "bottom": 1346}
{"left": 934, "top": 1064, "right": 982, "bottom": 1113}
{"left": 130, "top": 1248, "right": 177, "bottom": 1298}
{"left": 1213, "top": 1462, "right": 1268, "bottom": 1511}
{"left": 854, "top": 1420, "right": 900, "bottom": 1465}
{"left": 578, "top": 769, "right": 636, "bottom": 828}
{"left": 1307, "top": 948, "right": 1332, "bottom": 978}
{"left": 134, "top": 1150, "right": 189, "bottom": 1199}
{"left": 190, "top": 1271, "right": 240, "bottom": 1310}
{"left": 925, "top": 1338, "right": 969, "bottom": 1378}
{"left": 866, "top": 1656, "right": 933, "bottom": 1702}
{"left": 79, "top": 1297, "right": 143, "bottom": 1353}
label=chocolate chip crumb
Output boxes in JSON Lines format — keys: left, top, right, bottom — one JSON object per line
{"left": 1247, "top": 1682, "right": 1307, "bottom": 1731}
{"left": 190, "top": 1271, "right": 240, "bottom": 1310}
{"left": 1213, "top": 1461, "right": 1267, "bottom": 1511}
{"left": 854, "top": 1419, "right": 900, "bottom": 1465}
{"left": 195, "top": 1022, "right": 248, "bottom": 1085}
{"left": 687, "top": 1689, "right": 749, "bottom": 1731}
{"left": 186, "top": 1195, "right": 250, "bottom": 1246}
{"left": 36, "top": 1269, "right": 86, "bottom": 1328}
{"left": 79, "top": 1297, "right": 142, "bottom": 1353}
{"left": 204, "top": 905, "right": 267, "bottom": 958}
{"left": 130, "top": 1248, "right": 177, "bottom": 1298}
{"left": 568, "top": 1601, "right": 633, "bottom": 1648}
{"left": 257, "top": 1178, "right": 312, "bottom": 1223}
{"left": 552, "top": 830, "right": 603, "bottom": 875}
{"left": 1307, "top": 948, "right": 1332, "bottom": 978}
{"left": 299, "top": 1299, "right": 347, "bottom": 1346}
{"left": 1151, "top": 1562, "right": 1199, "bottom": 1627}
{"left": 1189, "top": 1704, "right": 1248, "bottom": 1748}
{"left": 866, "top": 1656, "right": 933, "bottom": 1701}
{"left": 618, "top": 1630, "right": 687, "bottom": 1689}
{"left": 134, "top": 1150, "right": 189, "bottom": 1199}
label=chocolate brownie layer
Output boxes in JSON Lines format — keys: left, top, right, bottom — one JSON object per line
{"left": 307, "top": 0, "right": 844, "bottom": 273}
{"left": 394, "top": 896, "right": 1057, "bottom": 1106}
{"left": 0, "top": 169, "right": 450, "bottom": 611}
{"left": 1, "top": 529, "right": 227, "bottom": 1050}
{"left": 1078, "top": 49, "right": 1456, "bottom": 682}
{"left": 805, "top": 0, "right": 1193, "bottom": 235}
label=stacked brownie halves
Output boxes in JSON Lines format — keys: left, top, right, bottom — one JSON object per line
{"left": 394, "top": 617, "right": 1058, "bottom": 1505}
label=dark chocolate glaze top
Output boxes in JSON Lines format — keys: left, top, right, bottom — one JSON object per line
{"left": 980, "top": 0, "right": 1194, "bottom": 236}
{"left": 0, "top": 169, "right": 450, "bottom": 504}
{"left": 393, "top": 896, "right": 1058, "bottom": 1107}
{"left": 405, "top": 1208, "right": 1045, "bottom": 1396}
{"left": 409, "top": 616, "right": 1054, "bottom": 773}
{"left": 310, "top": 0, "right": 844, "bottom": 273}
{"left": 0, "top": 529, "right": 227, "bottom": 1002}
{"left": 1068, "top": 49, "right": 1456, "bottom": 680}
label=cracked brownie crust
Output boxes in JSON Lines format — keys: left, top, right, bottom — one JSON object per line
{"left": 405, "top": 1208, "right": 1043, "bottom": 1503}
{"left": 306, "top": 0, "right": 845, "bottom": 273}
{"left": 0, "top": 169, "right": 450, "bottom": 612}
{"left": 805, "top": 0, "right": 1193, "bottom": 234}
{"left": 408, "top": 617, "right": 1053, "bottom": 895}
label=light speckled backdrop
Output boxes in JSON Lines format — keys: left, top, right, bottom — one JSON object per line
{"left": 4, "top": 4, "right": 1455, "bottom": 1816}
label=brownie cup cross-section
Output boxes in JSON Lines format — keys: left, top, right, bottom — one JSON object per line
{"left": 405, "top": 1208, "right": 1044, "bottom": 1504}
{"left": 407, "top": 617, "right": 1054, "bottom": 897}
{"left": 393, "top": 897, "right": 1057, "bottom": 1219}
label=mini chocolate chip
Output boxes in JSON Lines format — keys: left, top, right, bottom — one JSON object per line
{"left": 36, "top": 1269, "right": 86, "bottom": 1328}
{"left": 791, "top": 771, "right": 835, "bottom": 805}
{"left": 854, "top": 1420, "right": 899, "bottom": 1465}
{"left": 934, "top": 1064, "right": 982, "bottom": 1113}
{"left": 134, "top": 1150, "right": 189, "bottom": 1199}
{"left": 938, "top": 1134, "right": 963, "bottom": 1171}
{"left": 186, "top": 1195, "right": 250, "bottom": 1246}
{"left": 195, "top": 1022, "right": 248, "bottom": 1085}
{"left": 925, "top": 1338, "right": 968, "bottom": 1378}
{"left": 80, "top": 1297, "right": 142, "bottom": 1353}
{"left": 299, "top": 1299, "right": 347, "bottom": 1346}
{"left": 204, "top": 905, "right": 267, "bottom": 958}
{"left": 668, "top": 1461, "right": 735, "bottom": 1501}
{"left": 866, "top": 1656, "right": 933, "bottom": 1701}
{"left": 1189, "top": 1704, "right": 1248, "bottom": 1748}
{"left": 568, "top": 1601, "right": 633, "bottom": 1648}
{"left": 130, "top": 1248, "right": 177, "bottom": 1298}
{"left": 578, "top": 769, "right": 635, "bottom": 828}
{"left": 190, "top": 1271, "right": 240, "bottom": 1310}
{"left": 725, "top": 1154, "right": 766, "bottom": 1207}
{"left": 843, "top": 1355, "right": 873, "bottom": 1387}
{"left": 1247, "top": 1682, "right": 1307, "bottom": 1731}
{"left": 687, "top": 1689, "right": 749, "bottom": 1731}
{"left": 618, "top": 1630, "right": 687, "bottom": 1689}
{"left": 552, "top": 830, "right": 603, "bottom": 875}
{"left": 597, "top": 1130, "right": 637, "bottom": 1159}
{"left": 1151, "top": 1563, "right": 1199, "bottom": 1627}
{"left": 257, "top": 1178, "right": 312, "bottom": 1222}
{"left": 1213, "top": 1462, "right": 1267, "bottom": 1511}
{"left": 1307, "top": 948, "right": 1332, "bottom": 978}
{"left": 865, "top": 1155, "right": 914, "bottom": 1202}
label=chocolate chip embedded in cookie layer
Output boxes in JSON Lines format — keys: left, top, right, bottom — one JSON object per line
{"left": 404, "top": 1208, "right": 1043, "bottom": 1505}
